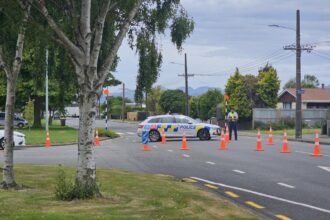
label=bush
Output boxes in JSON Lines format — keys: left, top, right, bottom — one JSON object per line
{"left": 55, "top": 165, "right": 99, "bottom": 201}
{"left": 97, "top": 128, "right": 119, "bottom": 138}
{"left": 255, "top": 119, "right": 296, "bottom": 130}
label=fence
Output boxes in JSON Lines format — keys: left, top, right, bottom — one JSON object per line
{"left": 252, "top": 108, "right": 330, "bottom": 128}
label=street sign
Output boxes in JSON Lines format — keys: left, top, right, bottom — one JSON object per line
{"left": 297, "top": 89, "right": 305, "bottom": 94}
{"left": 224, "top": 95, "right": 230, "bottom": 101}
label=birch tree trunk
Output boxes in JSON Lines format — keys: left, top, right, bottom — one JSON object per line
{"left": 0, "top": 0, "right": 30, "bottom": 189}
{"left": 2, "top": 76, "right": 17, "bottom": 187}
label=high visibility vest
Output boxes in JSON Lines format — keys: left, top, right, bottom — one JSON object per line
{"left": 229, "top": 112, "right": 237, "bottom": 122}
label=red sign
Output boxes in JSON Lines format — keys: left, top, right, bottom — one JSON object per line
{"left": 103, "top": 88, "right": 109, "bottom": 96}
{"left": 224, "top": 95, "right": 230, "bottom": 101}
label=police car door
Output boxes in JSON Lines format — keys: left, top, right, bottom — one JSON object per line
{"left": 159, "top": 116, "right": 176, "bottom": 137}
{"left": 175, "top": 116, "right": 194, "bottom": 137}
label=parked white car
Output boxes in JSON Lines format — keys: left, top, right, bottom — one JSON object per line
{"left": 0, "top": 130, "right": 26, "bottom": 150}
{"left": 137, "top": 115, "right": 221, "bottom": 142}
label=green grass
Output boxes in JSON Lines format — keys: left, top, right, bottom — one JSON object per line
{"left": 14, "top": 120, "right": 118, "bottom": 145}
{"left": 246, "top": 128, "right": 320, "bottom": 136}
{"left": 0, "top": 165, "right": 259, "bottom": 220}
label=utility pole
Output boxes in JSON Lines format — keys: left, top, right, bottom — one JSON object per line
{"left": 122, "top": 83, "right": 125, "bottom": 122}
{"left": 184, "top": 53, "right": 189, "bottom": 116}
{"left": 45, "top": 48, "right": 49, "bottom": 132}
{"left": 283, "top": 9, "right": 313, "bottom": 139}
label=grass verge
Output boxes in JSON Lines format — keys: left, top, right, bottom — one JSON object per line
{"left": 14, "top": 120, "right": 118, "bottom": 145}
{"left": 0, "top": 165, "right": 259, "bottom": 220}
{"left": 244, "top": 128, "right": 320, "bottom": 136}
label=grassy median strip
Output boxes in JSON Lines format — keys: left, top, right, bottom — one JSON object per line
{"left": 14, "top": 120, "right": 118, "bottom": 145}
{"left": 0, "top": 165, "right": 259, "bottom": 220}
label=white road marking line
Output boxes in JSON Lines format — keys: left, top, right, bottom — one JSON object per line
{"left": 206, "top": 161, "right": 216, "bottom": 165}
{"left": 168, "top": 149, "right": 173, "bottom": 152}
{"left": 152, "top": 145, "right": 158, "bottom": 148}
{"left": 233, "top": 169, "right": 246, "bottom": 174}
{"left": 190, "top": 177, "right": 330, "bottom": 214}
{"left": 183, "top": 154, "right": 190, "bottom": 158}
{"left": 126, "top": 132, "right": 136, "bottom": 135}
{"left": 318, "top": 166, "right": 330, "bottom": 173}
{"left": 295, "top": 150, "right": 330, "bottom": 157}
{"left": 277, "top": 183, "right": 295, "bottom": 189}
{"left": 117, "top": 132, "right": 124, "bottom": 135}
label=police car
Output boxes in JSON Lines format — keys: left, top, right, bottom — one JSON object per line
{"left": 0, "top": 130, "right": 26, "bottom": 150}
{"left": 137, "top": 115, "right": 221, "bottom": 142}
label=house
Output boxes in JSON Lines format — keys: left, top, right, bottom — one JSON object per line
{"left": 277, "top": 86, "right": 330, "bottom": 109}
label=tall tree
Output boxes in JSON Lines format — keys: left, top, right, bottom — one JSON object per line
{"left": 256, "top": 64, "right": 280, "bottom": 108}
{"left": 32, "top": 0, "right": 194, "bottom": 196}
{"left": 283, "top": 74, "right": 320, "bottom": 89}
{"left": 147, "top": 86, "right": 164, "bottom": 114}
{"left": 0, "top": 0, "right": 30, "bottom": 188}
{"left": 189, "top": 96, "right": 200, "bottom": 119}
{"left": 198, "top": 89, "right": 222, "bottom": 121}
{"left": 159, "top": 89, "right": 185, "bottom": 114}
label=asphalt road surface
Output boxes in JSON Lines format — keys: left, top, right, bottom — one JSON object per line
{"left": 1, "top": 118, "right": 330, "bottom": 220}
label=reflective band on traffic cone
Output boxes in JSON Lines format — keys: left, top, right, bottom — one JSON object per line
{"left": 256, "top": 129, "right": 263, "bottom": 151}
{"left": 161, "top": 130, "right": 167, "bottom": 144}
{"left": 281, "top": 129, "right": 290, "bottom": 153}
{"left": 219, "top": 128, "right": 227, "bottom": 150}
{"left": 312, "top": 130, "right": 322, "bottom": 156}
{"left": 45, "top": 131, "right": 51, "bottom": 148}
{"left": 95, "top": 129, "right": 100, "bottom": 146}
{"left": 181, "top": 129, "right": 189, "bottom": 150}
{"left": 267, "top": 126, "right": 274, "bottom": 145}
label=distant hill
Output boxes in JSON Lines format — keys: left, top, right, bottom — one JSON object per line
{"left": 178, "top": 86, "right": 221, "bottom": 96}
{"left": 100, "top": 88, "right": 135, "bottom": 103}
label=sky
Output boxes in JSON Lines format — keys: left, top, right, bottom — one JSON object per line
{"left": 111, "top": 0, "right": 330, "bottom": 93}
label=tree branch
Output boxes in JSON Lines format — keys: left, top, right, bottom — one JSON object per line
{"left": 89, "top": 0, "right": 113, "bottom": 71}
{"left": 36, "top": 0, "right": 83, "bottom": 59}
{"left": 99, "top": 0, "right": 142, "bottom": 84}
{"left": 0, "top": 47, "right": 11, "bottom": 76}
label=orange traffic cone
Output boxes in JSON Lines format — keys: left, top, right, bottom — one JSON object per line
{"left": 281, "top": 129, "right": 290, "bottom": 153}
{"left": 267, "top": 126, "right": 274, "bottom": 145}
{"left": 225, "top": 125, "right": 231, "bottom": 144}
{"left": 45, "top": 131, "right": 51, "bottom": 148}
{"left": 312, "top": 130, "right": 322, "bottom": 157}
{"left": 95, "top": 129, "right": 100, "bottom": 146}
{"left": 161, "top": 130, "right": 167, "bottom": 144}
{"left": 256, "top": 129, "right": 263, "bottom": 151}
{"left": 181, "top": 129, "right": 189, "bottom": 150}
{"left": 143, "top": 143, "right": 150, "bottom": 151}
{"left": 219, "top": 128, "right": 227, "bottom": 150}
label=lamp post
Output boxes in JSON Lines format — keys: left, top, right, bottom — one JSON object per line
{"left": 268, "top": 10, "right": 313, "bottom": 139}
{"left": 45, "top": 48, "right": 49, "bottom": 132}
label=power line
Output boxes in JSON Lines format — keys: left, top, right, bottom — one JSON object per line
{"left": 311, "top": 50, "right": 330, "bottom": 61}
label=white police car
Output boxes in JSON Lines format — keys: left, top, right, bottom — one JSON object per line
{"left": 137, "top": 115, "right": 221, "bottom": 142}
{"left": 0, "top": 130, "right": 26, "bottom": 150}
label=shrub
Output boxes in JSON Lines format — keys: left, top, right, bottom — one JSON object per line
{"left": 55, "top": 165, "right": 99, "bottom": 201}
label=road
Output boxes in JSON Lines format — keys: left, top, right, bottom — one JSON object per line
{"left": 1, "top": 118, "right": 330, "bottom": 220}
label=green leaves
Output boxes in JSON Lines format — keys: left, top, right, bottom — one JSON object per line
{"left": 170, "top": 10, "right": 194, "bottom": 51}
{"left": 198, "top": 89, "right": 222, "bottom": 121}
{"left": 159, "top": 89, "right": 185, "bottom": 114}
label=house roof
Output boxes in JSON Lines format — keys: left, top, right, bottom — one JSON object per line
{"left": 279, "top": 88, "right": 330, "bottom": 102}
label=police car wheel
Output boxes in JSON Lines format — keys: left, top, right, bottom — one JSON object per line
{"left": 198, "top": 129, "right": 210, "bottom": 141}
{"left": 149, "top": 130, "right": 160, "bottom": 142}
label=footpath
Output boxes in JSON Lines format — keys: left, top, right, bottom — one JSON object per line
{"left": 239, "top": 130, "right": 330, "bottom": 146}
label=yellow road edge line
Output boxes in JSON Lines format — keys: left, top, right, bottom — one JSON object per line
{"left": 204, "top": 183, "right": 219, "bottom": 190}
{"left": 182, "top": 178, "right": 197, "bottom": 183}
{"left": 245, "top": 201, "right": 265, "bottom": 209}
{"left": 275, "top": 214, "right": 292, "bottom": 220}
{"left": 225, "top": 191, "right": 239, "bottom": 198}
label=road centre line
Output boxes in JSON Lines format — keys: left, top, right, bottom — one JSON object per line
{"left": 275, "top": 214, "right": 292, "bottom": 220}
{"left": 206, "top": 161, "right": 216, "bottom": 165}
{"left": 233, "top": 169, "right": 246, "bottom": 174}
{"left": 277, "top": 183, "right": 295, "bottom": 189}
{"left": 168, "top": 149, "right": 173, "bottom": 152}
{"left": 190, "top": 177, "right": 330, "bottom": 214}
{"left": 183, "top": 154, "right": 190, "bottom": 158}
{"left": 295, "top": 150, "right": 330, "bottom": 157}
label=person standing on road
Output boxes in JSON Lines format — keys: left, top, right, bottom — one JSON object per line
{"left": 227, "top": 107, "right": 238, "bottom": 141}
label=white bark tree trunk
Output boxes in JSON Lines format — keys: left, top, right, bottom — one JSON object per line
{"left": 0, "top": 0, "right": 30, "bottom": 189}
{"left": 2, "top": 76, "right": 16, "bottom": 187}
